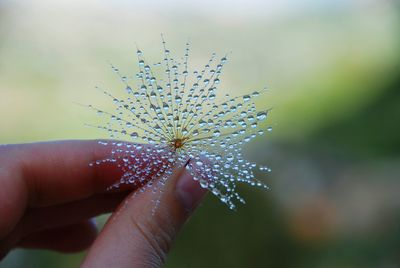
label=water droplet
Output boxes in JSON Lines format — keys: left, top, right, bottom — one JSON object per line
{"left": 213, "top": 130, "right": 221, "bottom": 137}
{"left": 256, "top": 112, "right": 267, "bottom": 120}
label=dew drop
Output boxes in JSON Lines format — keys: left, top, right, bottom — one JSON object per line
{"left": 256, "top": 112, "right": 267, "bottom": 120}
{"left": 243, "top": 95, "right": 251, "bottom": 102}
{"left": 213, "top": 130, "right": 221, "bottom": 137}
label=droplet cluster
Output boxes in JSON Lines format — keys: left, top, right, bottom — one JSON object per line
{"left": 87, "top": 37, "right": 272, "bottom": 209}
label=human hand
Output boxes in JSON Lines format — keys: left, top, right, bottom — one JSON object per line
{"left": 0, "top": 140, "right": 207, "bottom": 267}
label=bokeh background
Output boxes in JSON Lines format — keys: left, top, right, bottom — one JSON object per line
{"left": 1, "top": 0, "right": 399, "bottom": 267}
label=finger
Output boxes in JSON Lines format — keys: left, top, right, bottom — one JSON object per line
{"left": 1, "top": 140, "right": 127, "bottom": 207}
{"left": 18, "top": 220, "right": 98, "bottom": 253}
{"left": 0, "top": 192, "right": 127, "bottom": 255}
{"left": 20, "top": 193, "right": 128, "bottom": 234}
{"left": 0, "top": 140, "right": 140, "bottom": 239}
{"left": 81, "top": 165, "right": 207, "bottom": 268}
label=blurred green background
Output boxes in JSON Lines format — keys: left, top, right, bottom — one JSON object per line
{"left": 1, "top": 0, "right": 399, "bottom": 267}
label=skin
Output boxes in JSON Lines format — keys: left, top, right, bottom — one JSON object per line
{"left": 0, "top": 140, "right": 207, "bottom": 267}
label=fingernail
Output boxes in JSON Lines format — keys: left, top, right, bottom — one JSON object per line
{"left": 175, "top": 169, "right": 207, "bottom": 212}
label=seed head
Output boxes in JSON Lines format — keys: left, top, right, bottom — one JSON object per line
{"left": 87, "top": 37, "right": 272, "bottom": 210}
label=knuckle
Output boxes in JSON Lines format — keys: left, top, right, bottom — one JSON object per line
{"left": 149, "top": 215, "right": 175, "bottom": 256}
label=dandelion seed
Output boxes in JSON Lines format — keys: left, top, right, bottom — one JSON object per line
{"left": 87, "top": 37, "right": 272, "bottom": 210}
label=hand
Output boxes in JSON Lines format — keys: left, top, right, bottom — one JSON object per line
{"left": 0, "top": 140, "right": 207, "bottom": 267}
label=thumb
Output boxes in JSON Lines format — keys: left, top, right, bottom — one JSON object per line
{"left": 81, "top": 165, "right": 207, "bottom": 268}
